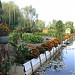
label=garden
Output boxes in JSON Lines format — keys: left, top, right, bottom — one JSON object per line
{"left": 0, "top": 0, "right": 75, "bottom": 75}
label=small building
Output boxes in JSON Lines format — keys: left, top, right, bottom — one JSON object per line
{"left": 42, "top": 28, "right": 48, "bottom": 34}
{"left": 65, "top": 28, "right": 71, "bottom": 34}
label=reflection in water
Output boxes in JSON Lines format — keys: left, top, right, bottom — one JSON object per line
{"left": 33, "top": 41, "right": 75, "bottom": 75}
{"left": 51, "top": 50, "right": 67, "bottom": 71}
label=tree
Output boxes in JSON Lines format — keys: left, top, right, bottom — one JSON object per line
{"left": 56, "top": 20, "right": 64, "bottom": 39}
{"left": 65, "top": 21, "right": 74, "bottom": 33}
{"left": 48, "top": 20, "right": 57, "bottom": 37}
{"left": 0, "top": 0, "right": 5, "bottom": 23}
{"left": 36, "top": 20, "right": 45, "bottom": 31}
{"left": 2, "top": 1, "right": 22, "bottom": 30}
{"left": 50, "top": 20, "right": 57, "bottom": 29}
{"left": 23, "top": 5, "right": 38, "bottom": 32}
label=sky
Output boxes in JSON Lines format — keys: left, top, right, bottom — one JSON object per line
{"left": 2, "top": 0, "right": 75, "bottom": 25}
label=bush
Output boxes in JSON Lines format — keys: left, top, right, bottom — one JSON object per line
{"left": 10, "top": 42, "right": 40, "bottom": 64}
{"left": 28, "top": 46, "right": 40, "bottom": 58}
{"left": 9, "top": 31, "right": 21, "bottom": 44}
{"left": 63, "top": 33, "right": 73, "bottom": 40}
{"left": 14, "top": 44, "right": 32, "bottom": 64}
{"left": 22, "top": 33, "right": 33, "bottom": 43}
{"left": 41, "top": 40, "right": 54, "bottom": 51}
{"left": 1, "top": 59, "right": 11, "bottom": 75}
{"left": 30, "top": 35, "right": 44, "bottom": 43}
{"left": 36, "top": 46, "right": 46, "bottom": 54}
{"left": 52, "top": 38, "right": 61, "bottom": 47}
{"left": 0, "top": 22, "right": 10, "bottom": 36}
{"left": 46, "top": 40, "right": 54, "bottom": 50}
{"left": 52, "top": 40, "right": 58, "bottom": 47}
{"left": 22, "top": 33, "right": 44, "bottom": 43}
{"left": 53, "top": 38, "right": 61, "bottom": 44}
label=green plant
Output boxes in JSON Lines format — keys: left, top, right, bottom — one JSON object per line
{"left": 41, "top": 40, "right": 54, "bottom": 51}
{"left": 10, "top": 42, "right": 36, "bottom": 64}
{"left": 9, "top": 31, "right": 21, "bottom": 44}
{"left": 30, "top": 35, "right": 44, "bottom": 43}
{"left": 28, "top": 46, "right": 40, "bottom": 58}
{"left": 22, "top": 33, "right": 44, "bottom": 43}
{"left": 0, "top": 22, "right": 10, "bottom": 36}
{"left": 1, "top": 59, "right": 11, "bottom": 75}
{"left": 36, "top": 46, "right": 46, "bottom": 54}
{"left": 22, "top": 33, "right": 33, "bottom": 43}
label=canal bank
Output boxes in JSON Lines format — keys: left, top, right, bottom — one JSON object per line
{"left": 23, "top": 36, "right": 73, "bottom": 75}
{"left": 8, "top": 35, "right": 73, "bottom": 75}
{"left": 33, "top": 36, "right": 75, "bottom": 75}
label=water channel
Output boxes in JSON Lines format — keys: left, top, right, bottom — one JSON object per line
{"left": 33, "top": 40, "right": 75, "bottom": 75}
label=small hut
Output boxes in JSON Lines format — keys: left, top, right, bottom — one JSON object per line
{"left": 42, "top": 28, "right": 48, "bottom": 34}
{"left": 65, "top": 28, "right": 71, "bottom": 34}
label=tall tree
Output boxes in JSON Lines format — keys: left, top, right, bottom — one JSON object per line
{"left": 2, "top": 1, "right": 21, "bottom": 30}
{"left": 50, "top": 20, "right": 57, "bottom": 29}
{"left": 36, "top": 20, "right": 45, "bottom": 31}
{"left": 23, "top": 5, "right": 38, "bottom": 32}
{"left": 65, "top": 21, "right": 74, "bottom": 33}
{"left": 0, "top": 0, "right": 4, "bottom": 23}
{"left": 48, "top": 20, "right": 57, "bottom": 37}
{"left": 56, "top": 20, "right": 64, "bottom": 39}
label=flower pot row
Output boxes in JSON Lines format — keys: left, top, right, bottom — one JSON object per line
{"left": 23, "top": 44, "right": 62, "bottom": 75}
{"left": 23, "top": 35, "right": 74, "bottom": 75}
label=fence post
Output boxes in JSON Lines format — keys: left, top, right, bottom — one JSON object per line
{"left": 53, "top": 47, "right": 54, "bottom": 54}
{"left": 30, "top": 60, "right": 33, "bottom": 74}
{"left": 23, "top": 65, "right": 26, "bottom": 75}
{"left": 49, "top": 51, "right": 51, "bottom": 59}
{"left": 45, "top": 51, "right": 47, "bottom": 61}
{"left": 39, "top": 56, "right": 42, "bottom": 66}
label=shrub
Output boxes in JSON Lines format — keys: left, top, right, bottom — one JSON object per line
{"left": 22, "top": 33, "right": 33, "bottom": 43}
{"left": 28, "top": 46, "right": 40, "bottom": 58}
{"left": 68, "top": 34, "right": 73, "bottom": 37}
{"left": 0, "top": 22, "right": 10, "bottom": 36}
{"left": 10, "top": 42, "right": 40, "bottom": 64}
{"left": 63, "top": 33, "right": 73, "bottom": 40}
{"left": 46, "top": 40, "right": 54, "bottom": 50}
{"left": 53, "top": 38, "right": 61, "bottom": 44}
{"left": 63, "top": 35, "right": 69, "bottom": 40}
{"left": 9, "top": 31, "right": 21, "bottom": 44}
{"left": 52, "top": 40, "right": 58, "bottom": 47}
{"left": 36, "top": 46, "right": 46, "bottom": 54}
{"left": 1, "top": 59, "right": 11, "bottom": 75}
{"left": 22, "top": 33, "right": 44, "bottom": 43}
{"left": 14, "top": 44, "right": 33, "bottom": 64}
{"left": 41, "top": 40, "right": 54, "bottom": 51}
{"left": 30, "top": 35, "right": 44, "bottom": 43}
